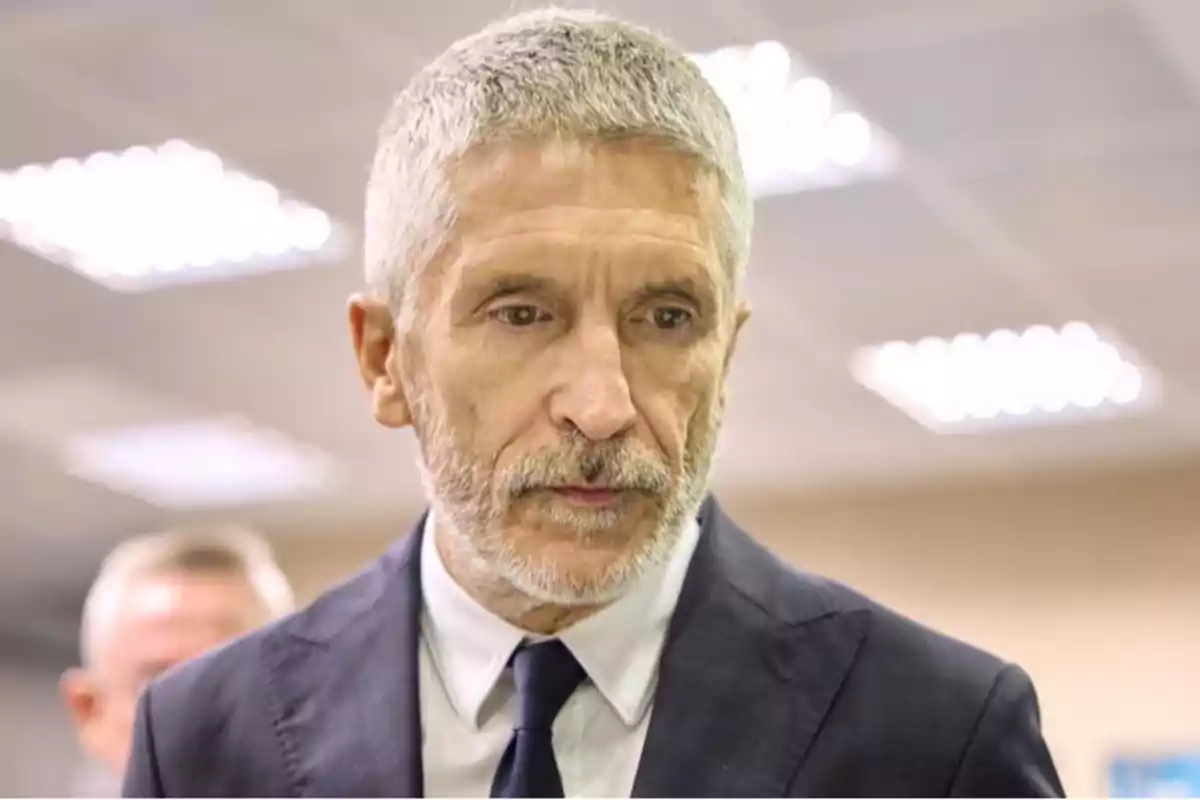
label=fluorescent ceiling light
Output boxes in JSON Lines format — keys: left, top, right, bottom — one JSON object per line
{"left": 689, "top": 41, "right": 898, "bottom": 198}
{"left": 61, "top": 416, "right": 337, "bottom": 508}
{"left": 851, "top": 322, "right": 1159, "bottom": 433}
{"left": 0, "top": 140, "right": 346, "bottom": 292}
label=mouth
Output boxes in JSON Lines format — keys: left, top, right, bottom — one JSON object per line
{"left": 547, "top": 486, "right": 626, "bottom": 507}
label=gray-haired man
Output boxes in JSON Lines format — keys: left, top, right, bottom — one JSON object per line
{"left": 123, "top": 9, "right": 1063, "bottom": 797}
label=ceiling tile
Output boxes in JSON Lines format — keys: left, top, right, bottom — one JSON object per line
{"left": 816, "top": 7, "right": 1196, "bottom": 153}
{"left": 960, "top": 138, "right": 1200, "bottom": 271}
{"left": 750, "top": 179, "right": 1048, "bottom": 344}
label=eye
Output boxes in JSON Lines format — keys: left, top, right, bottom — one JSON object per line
{"left": 489, "top": 304, "right": 551, "bottom": 327}
{"left": 650, "top": 306, "right": 694, "bottom": 330}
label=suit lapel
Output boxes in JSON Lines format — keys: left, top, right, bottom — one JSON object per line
{"left": 633, "top": 499, "right": 870, "bottom": 798}
{"left": 262, "top": 524, "right": 426, "bottom": 798}
{"left": 257, "top": 499, "right": 865, "bottom": 797}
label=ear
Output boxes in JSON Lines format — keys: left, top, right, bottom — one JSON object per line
{"left": 60, "top": 667, "right": 98, "bottom": 732}
{"left": 348, "top": 294, "right": 413, "bottom": 429}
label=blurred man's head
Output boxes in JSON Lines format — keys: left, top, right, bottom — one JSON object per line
{"left": 349, "top": 8, "right": 751, "bottom": 625}
{"left": 60, "top": 527, "right": 294, "bottom": 777}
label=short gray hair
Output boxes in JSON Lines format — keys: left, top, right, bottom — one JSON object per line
{"left": 364, "top": 6, "right": 752, "bottom": 327}
{"left": 79, "top": 526, "right": 295, "bottom": 665}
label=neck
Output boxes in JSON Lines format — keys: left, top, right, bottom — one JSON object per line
{"left": 433, "top": 521, "right": 605, "bottom": 635}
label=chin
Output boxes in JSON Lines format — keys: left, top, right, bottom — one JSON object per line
{"left": 508, "top": 563, "right": 641, "bottom": 607}
{"left": 498, "top": 515, "right": 681, "bottom": 606}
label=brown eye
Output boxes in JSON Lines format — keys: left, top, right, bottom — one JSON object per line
{"left": 652, "top": 306, "right": 693, "bottom": 330}
{"left": 491, "top": 305, "right": 550, "bottom": 327}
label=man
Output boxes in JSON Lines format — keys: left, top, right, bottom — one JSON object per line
{"left": 122, "top": 8, "right": 1064, "bottom": 797}
{"left": 62, "top": 527, "right": 294, "bottom": 793}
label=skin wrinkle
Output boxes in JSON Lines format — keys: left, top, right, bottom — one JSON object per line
{"left": 400, "top": 136, "right": 731, "bottom": 334}
{"left": 354, "top": 137, "right": 748, "bottom": 635}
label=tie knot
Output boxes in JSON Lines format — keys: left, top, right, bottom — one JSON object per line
{"left": 511, "top": 640, "right": 586, "bottom": 731}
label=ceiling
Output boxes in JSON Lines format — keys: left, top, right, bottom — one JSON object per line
{"left": 2, "top": 0, "right": 1199, "bottom": 641}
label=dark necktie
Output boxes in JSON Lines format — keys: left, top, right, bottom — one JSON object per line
{"left": 490, "top": 640, "right": 587, "bottom": 798}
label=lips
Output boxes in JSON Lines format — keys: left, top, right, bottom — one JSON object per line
{"left": 549, "top": 486, "right": 623, "bottom": 506}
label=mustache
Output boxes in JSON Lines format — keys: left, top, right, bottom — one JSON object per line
{"left": 499, "top": 438, "right": 673, "bottom": 497}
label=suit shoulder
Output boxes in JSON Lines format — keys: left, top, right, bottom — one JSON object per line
{"left": 738, "top": 558, "right": 1059, "bottom": 794}
{"left": 729, "top": 534, "right": 1009, "bottom": 698}
{"left": 136, "top": 619, "right": 277, "bottom": 794}
{"left": 148, "top": 548, "right": 396, "bottom": 730}
{"left": 149, "top": 621, "right": 267, "bottom": 721}
{"left": 705, "top": 510, "right": 1011, "bottom": 697}
{"left": 789, "top": 567, "right": 1007, "bottom": 687}
{"left": 790, "top": 576, "right": 1016, "bottom": 734}
{"left": 760, "top": 564, "right": 1025, "bottom": 764}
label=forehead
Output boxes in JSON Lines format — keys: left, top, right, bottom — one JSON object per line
{"left": 117, "top": 569, "right": 257, "bottom": 618}
{"left": 435, "top": 138, "right": 725, "bottom": 297}
{"left": 91, "top": 568, "right": 265, "bottom": 676}
{"left": 98, "top": 570, "right": 261, "bottom": 654}
{"left": 451, "top": 137, "right": 717, "bottom": 223}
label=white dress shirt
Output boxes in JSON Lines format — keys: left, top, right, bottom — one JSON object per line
{"left": 418, "top": 514, "right": 701, "bottom": 798}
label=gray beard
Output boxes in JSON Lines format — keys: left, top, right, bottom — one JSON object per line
{"left": 407, "top": 380, "right": 724, "bottom": 606}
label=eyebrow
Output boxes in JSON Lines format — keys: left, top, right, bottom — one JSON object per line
{"left": 465, "top": 274, "right": 711, "bottom": 299}
{"left": 475, "top": 272, "right": 554, "bottom": 300}
{"left": 635, "top": 278, "right": 718, "bottom": 313}
{"left": 640, "top": 278, "right": 707, "bottom": 299}
{"left": 452, "top": 271, "right": 557, "bottom": 316}
{"left": 481, "top": 273, "right": 554, "bottom": 297}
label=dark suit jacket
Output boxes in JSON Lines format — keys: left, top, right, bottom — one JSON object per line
{"left": 123, "top": 496, "right": 1063, "bottom": 797}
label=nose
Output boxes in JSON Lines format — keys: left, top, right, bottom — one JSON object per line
{"left": 549, "top": 325, "right": 636, "bottom": 442}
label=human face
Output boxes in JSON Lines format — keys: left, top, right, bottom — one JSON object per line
{"left": 61, "top": 570, "right": 268, "bottom": 777}
{"left": 354, "top": 138, "right": 748, "bottom": 606}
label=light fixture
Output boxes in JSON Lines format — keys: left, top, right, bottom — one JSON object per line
{"left": 689, "top": 42, "right": 897, "bottom": 198}
{"left": 61, "top": 416, "right": 337, "bottom": 508}
{"left": 0, "top": 140, "right": 346, "bottom": 292}
{"left": 851, "top": 322, "right": 1159, "bottom": 433}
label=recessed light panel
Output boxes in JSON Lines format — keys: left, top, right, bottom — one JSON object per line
{"left": 852, "top": 322, "right": 1159, "bottom": 433}
{"left": 690, "top": 41, "right": 898, "bottom": 198}
{"left": 0, "top": 140, "right": 346, "bottom": 291}
{"left": 61, "top": 416, "right": 337, "bottom": 508}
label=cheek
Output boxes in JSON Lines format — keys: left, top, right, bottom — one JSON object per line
{"left": 628, "top": 346, "right": 722, "bottom": 461}
{"left": 427, "top": 347, "right": 544, "bottom": 456}
{"left": 96, "top": 689, "right": 139, "bottom": 735}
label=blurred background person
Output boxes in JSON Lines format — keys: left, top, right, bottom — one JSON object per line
{"left": 59, "top": 528, "right": 294, "bottom": 795}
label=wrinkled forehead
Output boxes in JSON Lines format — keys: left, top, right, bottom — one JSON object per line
{"left": 450, "top": 136, "right": 722, "bottom": 226}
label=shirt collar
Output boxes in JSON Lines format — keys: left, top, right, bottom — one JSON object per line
{"left": 419, "top": 516, "right": 526, "bottom": 729}
{"left": 420, "top": 513, "right": 701, "bottom": 730}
